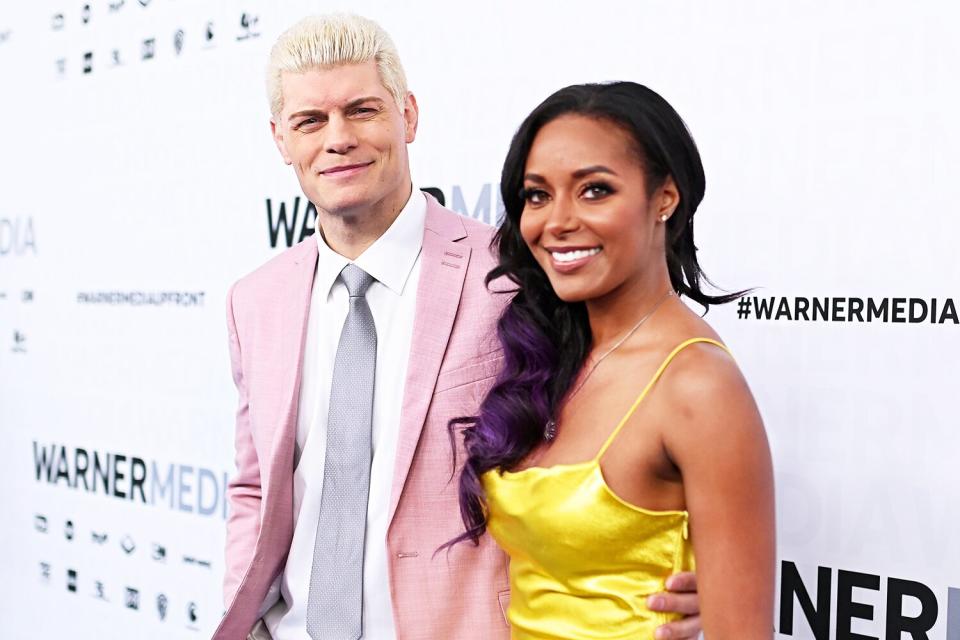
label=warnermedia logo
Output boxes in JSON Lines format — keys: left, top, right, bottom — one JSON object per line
{"left": 0, "top": 216, "right": 37, "bottom": 256}
{"left": 779, "top": 561, "right": 960, "bottom": 639}
{"left": 265, "top": 184, "right": 503, "bottom": 248}
{"left": 33, "top": 442, "right": 228, "bottom": 519}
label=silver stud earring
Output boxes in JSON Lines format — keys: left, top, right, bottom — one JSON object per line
{"left": 659, "top": 214, "right": 669, "bottom": 223}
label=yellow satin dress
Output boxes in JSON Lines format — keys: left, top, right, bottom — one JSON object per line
{"left": 481, "top": 338, "right": 728, "bottom": 639}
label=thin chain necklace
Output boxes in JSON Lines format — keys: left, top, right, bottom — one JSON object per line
{"left": 543, "top": 289, "right": 675, "bottom": 442}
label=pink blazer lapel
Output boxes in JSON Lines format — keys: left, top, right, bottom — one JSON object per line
{"left": 388, "top": 199, "right": 469, "bottom": 525}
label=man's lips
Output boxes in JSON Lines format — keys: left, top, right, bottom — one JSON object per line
{"left": 319, "top": 161, "right": 374, "bottom": 176}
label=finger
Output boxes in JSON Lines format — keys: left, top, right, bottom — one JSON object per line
{"left": 654, "top": 614, "right": 702, "bottom": 640}
{"left": 665, "top": 571, "right": 697, "bottom": 593}
{"left": 646, "top": 591, "right": 700, "bottom": 616}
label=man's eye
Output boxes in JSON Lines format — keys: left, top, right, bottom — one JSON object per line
{"left": 353, "top": 107, "right": 378, "bottom": 116}
{"left": 295, "top": 118, "right": 320, "bottom": 130}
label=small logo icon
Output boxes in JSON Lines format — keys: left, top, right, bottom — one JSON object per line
{"left": 64, "top": 519, "right": 75, "bottom": 541}
{"left": 182, "top": 555, "right": 212, "bottom": 569}
{"left": 236, "top": 13, "right": 260, "bottom": 41}
{"left": 67, "top": 569, "right": 77, "bottom": 593}
{"left": 34, "top": 514, "right": 48, "bottom": 533}
{"left": 152, "top": 543, "right": 167, "bottom": 562}
{"left": 157, "top": 593, "right": 168, "bottom": 620}
{"left": 91, "top": 531, "right": 108, "bottom": 545}
{"left": 83, "top": 52, "right": 93, "bottom": 75}
{"left": 204, "top": 21, "right": 215, "bottom": 47}
{"left": 51, "top": 13, "right": 65, "bottom": 31}
{"left": 112, "top": 49, "right": 123, "bottom": 66}
{"left": 56, "top": 58, "right": 66, "bottom": 76}
{"left": 120, "top": 534, "right": 135, "bottom": 555}
{"left": 94, "top": 580, "right": 108, "bottom": 601}
{"left": 81, "top": 4, "right": 92, "bottom": 25}
{"left": 22, "top": 290, "right": 33, "bottom": 302}
{"left": 109, "top": 0, "right": 125, "bottom": 11}
{"left": 141, "top": 38, "right": 155, "bottom": 61}
{"left": 125, "top": 587, "right": 139, "bottom": 610}
{"left": 187, "top": 601, "right": 198, "bottom": 626}
{"left": 173, "top": 29, "right": 185, "bottom": 55}
{"left": 40, "top": 562, "right": 51, "bottom": 582}
{"left": 12, "top": 330, "right": 26, "bottom": 353}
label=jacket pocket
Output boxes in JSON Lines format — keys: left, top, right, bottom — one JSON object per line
{"left": 434, "top": 354, "right": 504, "bottom": 394}
{"left": 497, "top": 588, "right": 511, "bottom": 626}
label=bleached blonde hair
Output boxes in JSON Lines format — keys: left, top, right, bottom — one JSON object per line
{"left": 266, "top": 13, "right": 409, "bottom": 117}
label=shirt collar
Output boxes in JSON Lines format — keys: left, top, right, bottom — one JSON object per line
{"left": 314, "top": 187, "right": 427, "bottom": 298}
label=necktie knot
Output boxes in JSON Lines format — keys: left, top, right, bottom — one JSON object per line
{"left": 340, "top": 264, "right": 375, "bottom": 298}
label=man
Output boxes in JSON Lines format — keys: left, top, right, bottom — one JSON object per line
{"left": 214, "top": 14, "right": 702, "bottom": 640}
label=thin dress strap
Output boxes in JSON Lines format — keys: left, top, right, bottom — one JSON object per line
{"left": 594, "top": 338, "right": 731, "bottom": 461}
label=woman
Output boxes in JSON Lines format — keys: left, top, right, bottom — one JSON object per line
{"left": 453, "top": 83, "right": 775, "bottom": 639}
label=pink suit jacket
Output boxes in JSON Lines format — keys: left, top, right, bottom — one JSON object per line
{"left": 213, "top": 197, "right": 511, "bottom": 639}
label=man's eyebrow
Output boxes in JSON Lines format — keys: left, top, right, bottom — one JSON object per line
{"left": 345, "top": 96, "right": 385, "bottom": 109}
{"left": 287, "top": 108, "right": 326, "bottom": 122}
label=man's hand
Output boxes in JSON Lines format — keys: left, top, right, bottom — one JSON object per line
{"left": 647, "top": 572, "right": 701, "bottom": 640}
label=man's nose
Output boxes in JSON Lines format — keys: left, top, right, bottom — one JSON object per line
{"left": 324, "top": 114, "right": 359, "bottom": 154}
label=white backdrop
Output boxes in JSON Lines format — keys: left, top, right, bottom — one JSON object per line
{"left": 1, "top": 1, "right": 958, "bottom": 638}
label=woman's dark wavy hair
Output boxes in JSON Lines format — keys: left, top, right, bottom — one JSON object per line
{"left": 447, "top": 82, "right": 745, "bottom": 547}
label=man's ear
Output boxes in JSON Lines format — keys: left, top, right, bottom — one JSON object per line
{"left": 403, "top": 92, "right": 419, "bottom": 144}
{"left": 270, "top": 117, "right": 293, "bottom": 165}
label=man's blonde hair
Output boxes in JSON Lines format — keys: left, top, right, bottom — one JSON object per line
{"left": 266, "top": 13, "right": 409, "bottom": 117}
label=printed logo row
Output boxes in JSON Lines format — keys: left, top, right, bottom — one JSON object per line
{"left": 43, "top": 563, "right": 203, "bottom": 630}
{"left": 34, "top": 514, "right": 212, "bottom": 568}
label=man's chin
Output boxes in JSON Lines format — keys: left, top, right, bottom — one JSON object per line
{"left": 305, "top": 179, "right": 410, "bottom": 220}
{"left": 310, "top": 194, "right": 375, "bottom": 218}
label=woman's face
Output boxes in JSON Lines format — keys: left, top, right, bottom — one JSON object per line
{"left": 519, "top": 114, "right": 677, "bottom": 304}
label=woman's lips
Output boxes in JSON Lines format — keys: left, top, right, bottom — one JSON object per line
{"left": 546, "top": 247, "right": 602, "bottom": 274}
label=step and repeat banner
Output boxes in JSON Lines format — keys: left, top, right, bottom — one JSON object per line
{"left": 1, "top": 1, "right": 958, "bottom": 638}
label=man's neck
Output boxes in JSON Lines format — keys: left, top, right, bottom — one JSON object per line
{"left": 317, "top": 182, "right": 413, "bottom": 260}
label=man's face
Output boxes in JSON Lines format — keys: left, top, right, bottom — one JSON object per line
{"left": 271, "top": 60, "right": 418, "bottom": 218}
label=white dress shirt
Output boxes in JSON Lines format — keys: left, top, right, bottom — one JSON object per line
{"left": 264, "top": 189, "right": 426, "bottom": 639}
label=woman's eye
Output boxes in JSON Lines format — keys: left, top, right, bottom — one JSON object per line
{"left": 521, "top": 187, "right": 548, "bottom": 205}
{"left": 582, "top": 183, "right": 613, "bottom": 199}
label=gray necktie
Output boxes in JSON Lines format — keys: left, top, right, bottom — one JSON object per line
{"left": 306, "top": 264, "right": 377, "bottom": 640}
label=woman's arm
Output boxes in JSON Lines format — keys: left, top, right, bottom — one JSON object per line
{"left": 662, "top": 344, "right": 776, "bottom": 639}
